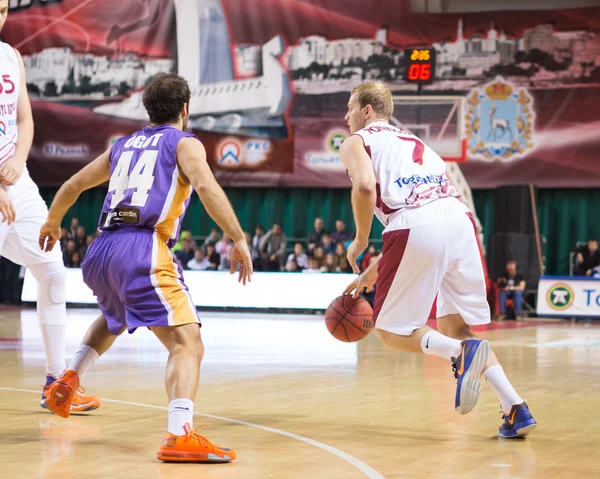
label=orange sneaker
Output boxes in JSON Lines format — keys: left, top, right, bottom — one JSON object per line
{"left": 41, "top": 372, "right": 101, "bottom": 416}
{"left": 70, "top": 386, "right": 101, "bottom": 413}
{"left": 42, "top": 370, "right": 84, "bottom": 418}
{"left": 157, "top": 424, "right": 236, "bottom": 463}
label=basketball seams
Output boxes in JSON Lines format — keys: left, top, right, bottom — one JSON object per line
{"left": 342, "top": 295, "right": 370, "bottom": 317}
{"left": 326, "top": 304, "right": 352, "bottom": 342}
{"left": 326, "top": 295, "right": 373, "bottom": 342}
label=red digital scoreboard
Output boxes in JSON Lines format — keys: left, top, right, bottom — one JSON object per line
{"left": 403, "top": 48, "right": 437, "bottom": 84}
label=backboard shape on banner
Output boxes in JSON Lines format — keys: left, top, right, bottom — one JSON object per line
{"left": 391, "top": 95, "right": 466, "bottom": 163}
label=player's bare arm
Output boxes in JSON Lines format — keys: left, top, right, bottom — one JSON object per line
{"left": 177, "top": 136, "right": 253, "bottom": 284}
{"left": 39, "top": 148, "right": 111, "bottom": 252}
{"left": 340, "top": 134, "right": 376, "bottom": 273}
{"left": 0, "top": 49, "right": 32, "bottom": 186}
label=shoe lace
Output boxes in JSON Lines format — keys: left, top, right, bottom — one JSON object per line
{"left": 77, "top": 386, "right": 86, "bottom": 395}
{"left": 451, "top": 357, "right": 458, "bottom": 379}
{"left": 184, "top": 425, "right": 214, "bottom": 448}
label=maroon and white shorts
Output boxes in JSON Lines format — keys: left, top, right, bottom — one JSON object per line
{"left": 373, "top": 210, "right": 490, "bottom": 336}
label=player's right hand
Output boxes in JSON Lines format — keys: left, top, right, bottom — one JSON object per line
{"left": 0, "top": 188, "right": 15, "bottom": 225}
{"left": 343, "top": 262, "right": 378, "bottom": 299}
{"left": 230, "top": 238, "right": 253, "bottom": 285}
{"left": 39, "top": 221, "right": 61, "bottom": 252}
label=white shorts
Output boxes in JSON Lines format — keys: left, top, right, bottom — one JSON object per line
{"left": 0, "top": 168, "right": 63, "bottom": 266}
{"left": 373, "top": 210, "right": 490, "bottom": 336}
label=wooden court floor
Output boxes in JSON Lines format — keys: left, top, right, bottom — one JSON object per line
{"left": 1, "top": 307, "right": 600, "bottom": 479}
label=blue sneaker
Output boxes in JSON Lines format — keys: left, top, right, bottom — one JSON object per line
{"left": 451, "top": 339, "right": 490, "bottom": 415}
{"left": 499, "top": 402, "right": 537, "bottom": 438}
{"left": 40, "top": 375, "right": 56, "bottom": 409}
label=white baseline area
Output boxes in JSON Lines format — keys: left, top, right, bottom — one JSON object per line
{"left": 22, "top": 269, "right": 357, "bottom": 310}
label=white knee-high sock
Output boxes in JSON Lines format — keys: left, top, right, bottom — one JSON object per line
{"left": 168, "top": 399, "right": 194, "bottom": 435}
{"left": 421, "top": 330, "right": 462, "bottom": 361}
{"left": 29, "top": 263, "right": 67, "bottom": 378}
{"left": 68, "top": 344, "right": 99, "bottom": 379}
{"left": 483, "top": 365, "right": 523, "bottom": 414}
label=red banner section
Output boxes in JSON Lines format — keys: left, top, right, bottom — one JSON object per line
{"left": 2, "top": 0, "right": 599, "bottom": 187}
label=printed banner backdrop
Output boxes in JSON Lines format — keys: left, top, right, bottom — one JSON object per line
{"left": 537, "top": 277, "right": 600, "bottom": 318}
{"left": 2, "top": 0, "right": 600, "bottom": 188}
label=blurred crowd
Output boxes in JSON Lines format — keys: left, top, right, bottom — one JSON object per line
{"left": 50, "top": 216, "right": 378, "bottom": 274}
{"left": 171, "top": 218, "right": 380, "bottom": 274}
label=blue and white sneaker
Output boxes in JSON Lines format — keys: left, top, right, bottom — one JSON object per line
{"left": 40, "top": 375, "right": 56, "bottom": 409}
{"left": 451, "top": 339, "right": 490, "bottom": 415}
{"left": 499, "top": 402, "right": 537, "bottom": 438}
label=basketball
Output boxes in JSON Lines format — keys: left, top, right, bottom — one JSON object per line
{"left": 325, "top": 295, "right": 374, "bottom": 342}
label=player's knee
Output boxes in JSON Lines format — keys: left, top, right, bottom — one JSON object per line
{"left": 29, "top": 262, "right": 67, "bottom": 304}
{"left": 172, "top": 324, "right": 204, "bottom": 362}
{"left": 440, "top": 322, "right": 473, "bottom": 340}
{"left": 376, "top": 328, "right": 404, "bottom": 348}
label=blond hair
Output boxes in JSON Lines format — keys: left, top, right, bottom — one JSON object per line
{"left": 351, "top": 81, "right": 394, "bottom": 120}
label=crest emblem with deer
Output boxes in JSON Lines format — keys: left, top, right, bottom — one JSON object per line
{"left": 465, "top": 77, "right": 536, "bottom": 161}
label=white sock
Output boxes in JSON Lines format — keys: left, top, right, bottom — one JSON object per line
{"left": 168, "top": 399, "right": 194, "bottom": 435}
{"left": 40, "top": 323, "right": 66, "bottom": 378}
{"left": 483, "top": 365, "right": 523, "bottom": 414}
{"left": 421, "top": 330, "right": 462, "bottom": 361}
{"left": 68, "top": 344, "right": 99, "bottom": 379}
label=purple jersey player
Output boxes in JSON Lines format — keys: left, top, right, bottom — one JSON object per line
{"left": 38, "top": 73, "right": 252, "bottom": 462}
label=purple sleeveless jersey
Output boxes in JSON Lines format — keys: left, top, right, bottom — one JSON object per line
{"left": 98, "top": 125, "right": 195, "bottom": 248}
{"left": 82, "top": 125, "right": 201, "bottom": 334}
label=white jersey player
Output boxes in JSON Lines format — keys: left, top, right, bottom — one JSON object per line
{"left": 341, "top": 81, "right": 536, "bottom": 438}
{"left": 0, "top": 0, "right": 99, "bottom": 412}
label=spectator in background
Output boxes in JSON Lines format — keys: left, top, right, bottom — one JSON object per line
{"left": 75, "top": 225, "right": 87, "bottom": 247}
{"left": 70, "top": 217, "right": 80, "bottom": 239}
{"left": 175, "top": 238, "right": 195, "bottom": 269}
{"left": 251, "top": 225, "right": 265, "bottom": 270}
{"left": 321, "top": 253, "right": 340, "bottom": 273}
{"left": 496, "top": 260, "right": 526, "bottom": 318}
{"left": 286, "top": 243, "right": 308, "bottom": 270}
{"left": 321, "top": 233, "right": 335, "bottom": 254}
{"left": 312, "top": 246, "right": 325, "bottom": 268}
{"left": 67, "top": 251, "right": 82, "bottom": 268}
{"left": 60, "top": 226, "right": 70, "bottom": 242}
{"left": 335, "top": 242, "right": 352, "bottom": 273}
{"left": 205, "top": 243, "right": 220, "bottom": 271}
{"left": 307, "top": 217, "right": 326, "bottom": 255}
{"left": 63, "top": 239, "right": 77, "bottom": 266}
{"left": 361, "top": 245, "right": 379, "bottom": 272}
{"left": 259, "top": 223, "right": 287, "bottom": 271}
{"left": 172, "top": 230, "right": 193, "bottom": 253}
{"left": 203, "top": 227, "right": 221, "bottom": 248}
{"left": 219, "top": 242, "right": 233, "bottom": 271}
{"left": 285, "top": 259, "right": 302, "bottom": 273}
{"left": 75, "top": 226, "right": 87, "bottom": 257}
{"left": 60, "top": 227, "right": 71, "bottom": 253}
{"left": 215, "top": 233, "right": 232, "bottom": 257}
{"left": 574, "top": 238, "right": 600, "bottom": 276}
{"left": 332, "top": 220, "right": 351, "bottom": 244}
{"left": 187, "top": 248, "right": 212, "bottom": 271}
{"left": 303, "top": 257, "right": 322, "bottom": 273}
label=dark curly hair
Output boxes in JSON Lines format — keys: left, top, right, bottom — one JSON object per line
{"left": 142, "top": 73, "right": 191, "bottom": 125}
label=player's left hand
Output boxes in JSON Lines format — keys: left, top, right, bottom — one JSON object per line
{"left": 39, "top": 221, "right": 61, "bottom": 252}
{"left": 346, "top": 238, "right": 368, "bottom": 274}
{"left": 0, "top": 158, "right": 25, "bottom": 186}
